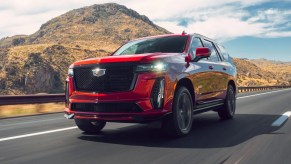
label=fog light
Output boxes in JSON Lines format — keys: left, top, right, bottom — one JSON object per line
{"left": 151, "top": 78, "right": 165, "bottom": 109}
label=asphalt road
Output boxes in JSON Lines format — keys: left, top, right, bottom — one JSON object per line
{"left": 1, "top": 89, "right": 291, "bottom": 164}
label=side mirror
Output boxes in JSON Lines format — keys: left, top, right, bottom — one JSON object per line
{"left": 194, "top": 47, "right": 211, "bottom": 62}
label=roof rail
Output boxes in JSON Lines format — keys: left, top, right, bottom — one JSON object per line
{"left": 193, "top": 33, "right": 216, "bottom": 42}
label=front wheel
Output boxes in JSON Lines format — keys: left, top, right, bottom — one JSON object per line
{"left": 162, "top": 86, "right": 193, "bottom": 137}
{"left": 75, "top": 119, "right": 106, "bottom": 134}
{"left": 218, "top": 85, "right": 236, "bottom": 120}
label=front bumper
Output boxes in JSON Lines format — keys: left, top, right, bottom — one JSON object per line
{"left": 64, "top": 107, "right": 170, "bottom": 122}
{"left": 64, "top": 72, "right": 174, "bottom": 123}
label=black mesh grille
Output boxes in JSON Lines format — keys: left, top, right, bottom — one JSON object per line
{"left": 73, "top": 63, "right": 136, "bottom": 93}
{"left": 71, "top": 103, "right": 143, "bottom": 113}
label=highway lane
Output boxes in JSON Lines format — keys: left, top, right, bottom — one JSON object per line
{"left": 0, "top": 89, "right": 291, "bottom": 164}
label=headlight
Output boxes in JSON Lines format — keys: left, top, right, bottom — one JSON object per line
{"left": 136, "top": 63, "right": 167, "bottom": 72}
{"left": 68, "top": 68, "right": 74, "bottom": 76}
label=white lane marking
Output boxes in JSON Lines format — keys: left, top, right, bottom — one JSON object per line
{"left": 272, "top": 111, "right": 291, "bottom": 127}
{"left": 0, "top": 126, "right": 77, "bottom": 142}
{"left": 237, "top": 88, "right": 291, "bottom": 99}
{"left": 0, "top": 118, "right": 64, "bottom": 127}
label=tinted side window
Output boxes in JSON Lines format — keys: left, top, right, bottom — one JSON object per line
{"left": 202, "top": 39, "right": 220, "bottom": 62}
{"left": 217, "top": 44, "right": 229, "bottom": 61}
{"left": 190, "top": 37, "right": 203, "bottom": 59}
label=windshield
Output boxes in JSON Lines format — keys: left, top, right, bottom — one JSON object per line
{"left": 113, "top": 36, "right": 188, "bottom": 55}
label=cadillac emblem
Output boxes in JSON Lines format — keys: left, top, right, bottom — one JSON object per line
{"left": 92, "top": 68, "right": 106, "bottom": 77}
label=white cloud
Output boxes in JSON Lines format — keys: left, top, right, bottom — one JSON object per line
{"left": 0, "top": 0, "right": 291, "bottom": 41}
{"left": 123, "top": 0, "right": 269, "bottom": 19}
{"left": 156, "top": 16, "right": 269, "bottom": 42}
{"left": 150, "top": 1, "right": 291, "bottom": 41}
{"left": 264, "top": 31, "right": 291, "bottom": 37}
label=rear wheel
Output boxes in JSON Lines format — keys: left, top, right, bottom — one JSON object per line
{"left": 75, "top": 119, "right": 106, "bottom": 134}
{"left": 218, "top": 85, "right": 236, "bottom": 120}
{"left": 162, "top": 86, "right": 193, "bottom": 137}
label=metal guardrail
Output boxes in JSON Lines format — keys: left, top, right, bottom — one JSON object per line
{"left": 237, "top": 86, "right": 290, "bottom": 93}
{"left": 0, "top": 94, "right": 65, "bottom": 105}
{"left": 0, "top": 86, "right": 290, "bottom": 105}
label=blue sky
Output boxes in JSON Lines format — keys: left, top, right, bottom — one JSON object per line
{"left": 0, "top": 0, "right": 291, "bottom": 61}
{"left": 224, "top": 37, "right": 291, "bottom": 61}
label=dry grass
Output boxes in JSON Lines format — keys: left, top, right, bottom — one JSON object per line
{"left": 233, "top": 58, "right": 291, "bottom": 86}
{"left": 0, "top": 103, "right": 64, "bottom": 118}
{"left": 249, "top": 59, "right": 291, "bottom": 86}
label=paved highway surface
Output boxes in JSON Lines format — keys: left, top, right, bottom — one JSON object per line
{"left": 1, "top": 89, "right": 291, "bottom": 164}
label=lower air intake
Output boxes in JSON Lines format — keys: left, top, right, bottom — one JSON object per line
{"left": 71, "top": 103, "right": 143, "bottom": 113}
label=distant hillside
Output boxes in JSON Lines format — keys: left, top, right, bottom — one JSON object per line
{"left": 249, "top": 58, "right": 291, "bottom": 86}
{"left": 0, "top": 3, "right": 169, "bottom": 95}
{"left": 0, "top": 35, "right": 28, "bottom": 48}
{"left": 233, "top": 58, "right": 291, "bottom": 86}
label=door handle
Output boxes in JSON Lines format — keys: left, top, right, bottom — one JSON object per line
{"left": 209, "top": 66, "right": 214, "bottom": 70}
{"left": 223, "top": 67, "right": 227, "bottom": 71}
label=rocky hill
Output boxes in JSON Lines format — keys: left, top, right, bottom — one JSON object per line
{"left": 0, "top": 35, "right": 28, "bottom": 48}
{"left": 249, "top": 59, "right": 291, "bottom": 85}
{"left": 233, "top": 58, "right": 291, "bottom": 86}
{"left": 0, "top": 3, "right": 169, "bottom": 51}
{"left": 0, "top": 3, "right": 169, "bottom": 95}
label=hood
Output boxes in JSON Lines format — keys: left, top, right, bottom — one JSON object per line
{"left": 73, "top": 53, "right": 181, "bottom": 66}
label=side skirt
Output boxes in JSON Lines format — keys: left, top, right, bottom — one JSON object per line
{"left": 193, "top": 99, "right": 224, "bottom": 115}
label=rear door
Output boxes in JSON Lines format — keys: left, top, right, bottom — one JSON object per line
{"left": 216, "top": 44, "right": 234, "bottom": 98}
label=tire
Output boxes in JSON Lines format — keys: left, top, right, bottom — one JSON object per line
{"left": 75, "top": 119, "right": 106, "bottom": 134}
{"left": 218, "top": 85, "right": 236, "bottom": 120}
{"left": 162, "top": 86, "right": 193, "bottom": 137}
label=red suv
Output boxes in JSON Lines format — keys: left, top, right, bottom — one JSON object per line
{"left": 64, "top": 33, "right": 237, "bottom": 137}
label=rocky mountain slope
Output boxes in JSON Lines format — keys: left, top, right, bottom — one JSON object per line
{"left": 249, "top": 59, "right": 291, "bottom": 85}
{"left": 233, "top": 58, "right": 291, "bottom": 86}
{"left": 0, "top": 3, "right": 170, "bottom": 95}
